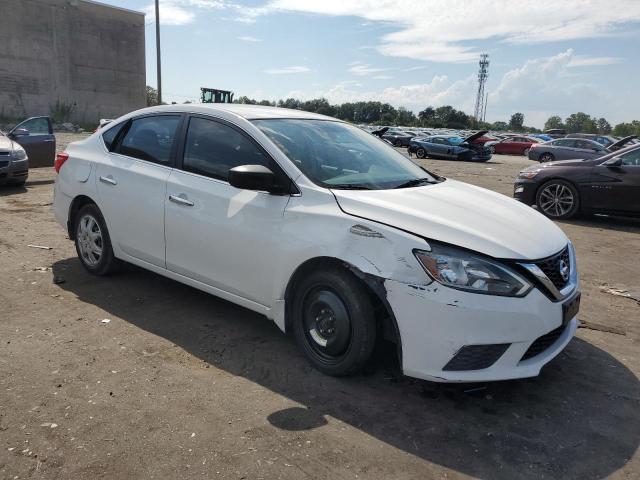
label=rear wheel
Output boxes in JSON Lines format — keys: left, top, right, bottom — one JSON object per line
{"left": 536, "top": 180, "right": 580, "bottom": 219}
{"left": 489, "top": 145, "right": 496, "bottom": 154}
{"left": 292, "top": 267, "right": 376, "bottom": 376}
{"left": 539, "top": 152, "right": 555, "bottom": 163}
{"left": 523, "top": 148, "right": 530, "bottom": 157}
{"left": 74, "top": 204, "right": 120, "bottom": 275}
{"left": 416, "top": 148, "right": 427, "bottom": 159}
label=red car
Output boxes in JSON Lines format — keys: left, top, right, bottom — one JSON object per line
{"left": 485, "top": 136, "right": 540, "bottom": 156}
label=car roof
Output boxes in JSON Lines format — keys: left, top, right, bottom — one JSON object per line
{"left": 132, "top": 104, "right": 338, "bottom": 121}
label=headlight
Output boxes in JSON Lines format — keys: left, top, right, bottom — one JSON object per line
{"left": 414, "top": 244, "right": 532, "bottom": 297}
{"left": 518, "top": 169, "right": 540, "bottom": 179}
{"left": 11, "top": 148, "right": 27, "bottom": 161}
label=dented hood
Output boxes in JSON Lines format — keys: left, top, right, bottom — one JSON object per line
{"left": 332, "top": 179, "right": 567, "bottom": 260}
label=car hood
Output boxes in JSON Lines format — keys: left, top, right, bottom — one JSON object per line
{"left": 525, "top": 158, "right": 591, "bottom": 169}
{"left": 608, "top": 135, "right": 637, "bottom": 151}
{"left": 332, "top": 179, "right": 567, "bottom": 260}
{"left": 0, "top": 135, "right": 16, "bottom": 152}
{"left": 462, "top": 130, "right": 488, "bottom": 144}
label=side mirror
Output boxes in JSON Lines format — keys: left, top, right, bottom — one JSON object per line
{"left": 229, "top": 165, "right": 277, "bottom": 193}
{"left": 10, "top": 128, "right": 30, "bottom": 137}
{"left": 602, "top": 157, "right": 623, "bottom": 167}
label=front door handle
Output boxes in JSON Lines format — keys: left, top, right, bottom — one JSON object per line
{"left": 169, "top": 194, "right": 194, "bottom": 207}
{"left": 99, "top": 175, "right": 117, "bottom": 186}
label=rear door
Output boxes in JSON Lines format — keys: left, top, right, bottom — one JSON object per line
{"left": 95, "top": 114, "right": 182, "bottom": 268}
{"left": 8, "top": 117, "right": 56, "bottom": 167}
{"left": 588, "top": 149, "right": 640, "bottom": 213}
{"left": 165, "top": 115, "right": 291, "bottom": 306}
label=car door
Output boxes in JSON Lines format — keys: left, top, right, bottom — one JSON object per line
{"left": 588, "top": 149, "right": 640, "bottom": 214}
{"left": 8, "top": 117, "right": 56, "bottom": 167}
{"left": 165, "top": 115, "right": 291, "bottom": 306}
{"left": 95, "top": 114, "right": 182, "bottom": 268}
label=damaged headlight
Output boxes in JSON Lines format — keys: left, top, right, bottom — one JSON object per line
{"left": 414, "top": 244, "right": 532, "bottom": 297}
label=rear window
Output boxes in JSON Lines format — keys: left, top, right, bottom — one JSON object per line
{"left": 102, "top": 122, "right": 125, "bottom": 151}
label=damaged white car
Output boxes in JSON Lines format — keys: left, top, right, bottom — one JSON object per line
{"left": 53, "top": 105, "right": 580, "bottom": 382}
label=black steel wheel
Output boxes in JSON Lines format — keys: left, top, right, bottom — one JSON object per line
{"left": 292, "top": 267, "right": 376, "bottom": 376}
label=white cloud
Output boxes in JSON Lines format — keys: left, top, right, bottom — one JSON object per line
{"left": 265, "top": 66, "right": 311, "bottom": 74}
{"left": 143, "top": 2, "right": 195, "bottom": 25}
{"left": 568, "top": 55, "right": 621, "bottom": 67}
{"left": 348, "top": 63, "right": 388, "bottom": 76}
{"left": 373, "top": 74, "right": 393, "bottom": 80}
{"left": 260, "top": 0, "right": 640, "bottom": 63}
{"left": 238, "top": 36, "right": 262, "bottom": 42}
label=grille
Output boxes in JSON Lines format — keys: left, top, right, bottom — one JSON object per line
{"left": 443, "top": 344, "right": 510, "bottom": 371}
{"left": 521, "top": 325, "right": 565, "bottom": 361}
{"left": 536, "top": 247, "right": 570, "bottom": 290}
{"left": 0, "top": 160, "right": 9, "bottom": 168}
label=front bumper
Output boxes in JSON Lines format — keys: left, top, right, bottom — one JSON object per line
{"left": 385, "top": 273, "right": 580, "bottom": 383}
{"left": 0, "top": 158, "right": 29, "bottom": 184}
{"left": 513, "top": 179, "right": 537, "bottom": 205}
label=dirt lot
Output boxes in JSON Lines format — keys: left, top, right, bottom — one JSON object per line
{"left": 1, "top": 134, "right": 639, "bottom": 479}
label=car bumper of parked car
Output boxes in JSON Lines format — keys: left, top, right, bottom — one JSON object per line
{"left": 513, "top": 180, "right": 537, "bottom": 205}
{"left": 384, "top": 279, "right": 579, "bottom": 382}
{"left": 0, "top": 158, "right": 29, "bottom": 184}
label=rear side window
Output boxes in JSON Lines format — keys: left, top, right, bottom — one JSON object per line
{"left": 182, "top": 117, "right": 271, "bottom": 181}
{"left": 118, "top": 115, "right": 181, "bottom": 165}
{"left": 102, "top": 122, "right": 125, "bottom": 151}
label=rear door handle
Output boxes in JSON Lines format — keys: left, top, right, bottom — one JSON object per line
{"left": 99, "top": 175, "right": 117, "bottom": 186}
{"left": 169, "top": 194, "right": 194, "bottom": 207}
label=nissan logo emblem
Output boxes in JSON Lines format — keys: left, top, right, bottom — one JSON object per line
{"left": 559, "top": 259, "right": 570, "bottom": 282}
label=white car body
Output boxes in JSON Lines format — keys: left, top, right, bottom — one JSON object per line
{"left": 53, "top": 104, "right": 580, "bottom": 382}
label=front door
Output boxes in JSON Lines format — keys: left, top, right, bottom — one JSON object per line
{"left": 95, "top": 114, "right": 182, "bottom": 267}
{"left": 588, "top": 149, "right": 640, "bottom": 214}
{"left": 9, "top": 117, "right": 56, "bottom": 167}
{"left": 165, "top": 115, "right": 291, "bottom": 306}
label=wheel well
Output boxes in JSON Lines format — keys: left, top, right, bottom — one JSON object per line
{"left": 67, "top": 195, "right": 97, "bottom": 238}
{"left": 284, "top": 257, "right": 402, "bottom": 362}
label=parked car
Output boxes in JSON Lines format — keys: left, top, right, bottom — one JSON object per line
{"left": 54, "top": 104, "right": 580, "bottom": 383}
{"left": 382, "top": 129, "right": 415, "bottom": 147}
{"left": 529, "top": 136, "right": 636, "bottom": 163}
{"left": 544, "top": 128, "right": 567, "bottom": 139}
{"left": 4, "top": 117, "right": 56, "bottom": 168}
{"left": 565, "top": 133, "right": 637, "bottom": 150}
{"left": 515, "top": 144, "right": 640, "bottom": 219}
{"left": 530, "top": 134, "right": 554, "bottom": 142}
{"left": 408, "top": 131, "right": 492, "bottom": 162}
{"left": 0, "top": 130, "right": 29, "bottom": 186}
{"left": 484, "top": 136, "right": 540, "bottom": 156}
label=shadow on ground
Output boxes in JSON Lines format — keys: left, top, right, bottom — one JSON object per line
{"left": 53, "top": 257, "right": 640, "bottom": 479}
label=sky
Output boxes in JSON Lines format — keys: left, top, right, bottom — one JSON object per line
{"left": 98, "top": 0, "right": 640, "bottom": 128}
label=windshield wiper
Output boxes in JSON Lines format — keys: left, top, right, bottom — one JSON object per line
{"left": 327, "top": 184, "right": 373, "bottom": 190}
{"left": 393, "top": 178, "right": 437, "bottom": 189}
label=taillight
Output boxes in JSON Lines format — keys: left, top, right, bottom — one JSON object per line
{"left": 54, "top": 152, "right": 69, "bottom": 173}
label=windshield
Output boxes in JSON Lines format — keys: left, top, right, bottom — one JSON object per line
{"left": 253, "top": 119, "right": 438, "bottom": 190}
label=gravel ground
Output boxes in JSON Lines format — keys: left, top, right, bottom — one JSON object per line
{"left": 0, "top": 134, "right": 638, "bottom": 479}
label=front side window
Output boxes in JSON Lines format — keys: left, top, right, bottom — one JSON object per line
{"left": 620, "top": 149, "right": 640, "bottom": 166}
{"left": 253, "top": 119, "right": 437, "bottom": 190}
{"left": 183, "top": 117, "right": 271, "bottom": 180}
{"left": 118, "top": 115, "right": 180, "bottom": 164}
{"left": 16, "top": 117, "right": 50, "bottom": 135}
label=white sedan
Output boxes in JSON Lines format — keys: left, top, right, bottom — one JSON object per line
{"left": 53, "top": 104, "right": 580, "bottom": 382}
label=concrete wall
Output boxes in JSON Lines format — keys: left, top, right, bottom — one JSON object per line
{"left": 0, "top": 0, "right": 146, "bottom": 125}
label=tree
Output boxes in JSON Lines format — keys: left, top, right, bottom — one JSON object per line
{"left": 544, "top": 115, "right": 564, "bottom": 131}
{"left": 490, "top": 121, "right": 508, "bottom": 131}
{"left": 395, "top": 107, "right": 417, "bottom": 126}
{"left": 612, "top": 120, "right": 640, "bottom": 137}
{"left": 146, "top": 86, "right": 159, "bottom": 106}
{"left": 418, "top": 107, "right": 436, "bottom": 126}
{"left": 509, "top": 112, "right": 525, "bottom": 131}
{"left": 565, "top": 112, "right": 598, "bottom": 133}
{"left": 596, "top": 117, "right": 612, "bottom": 134}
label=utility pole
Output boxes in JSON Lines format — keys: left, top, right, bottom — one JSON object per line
{"left": 155, "top": 0, "right": 162, "bottom": 104}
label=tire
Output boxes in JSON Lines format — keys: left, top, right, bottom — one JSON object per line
{"left": 535, "top": 180, "right": 580, "bottom": 219}
{"left": 416, "top": 148, "right": 427, "bottom": 159}
{"left": 291, "top": 267, "right": 376, "bottom": 376}
{"left": 489, "top": 145, "right": 496, "bottom": 154}
{"left": 74, "top": 203, "right": 120, "bottom": 275}
{"left": 539, "top": 152, "right": 555, "bottom": 163}
{"left": 394, "top": 140, "right": 402, "bottom": 147}
{"left": 523, "top": 148, "right": 530, "bottom": 157}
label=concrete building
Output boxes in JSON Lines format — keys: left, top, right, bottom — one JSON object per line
{"left": 0, "top": 0, "right": 146, "bottom": 125}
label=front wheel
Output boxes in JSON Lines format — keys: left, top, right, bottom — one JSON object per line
{"left": 523, "top": 148, "right": 530, "bottom": 157}
{"left": 536, "top": 180, "right": 580, "bottom": 219}
{"left": 539, "top": 153, "right": 555, "bottom": 163}
{"left": 292, "top": 268, "right": 376, "bottom": 376}
{"left": 74, "top": 204, "right": 120, "bottom": 275}
{"left": 416, "top": 147, "right": 427, "bottom": 159}
{"left": 489, "top": 145, "right": 496, "bottom": 154}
